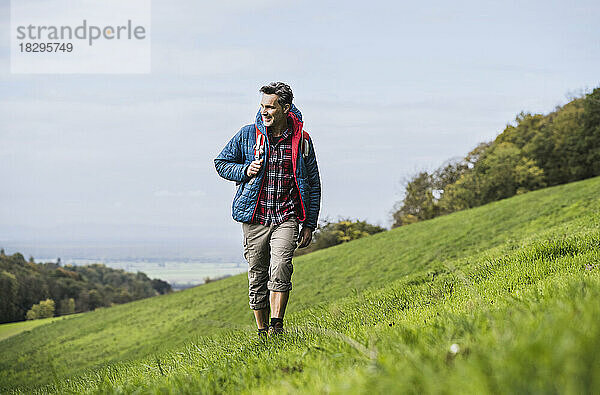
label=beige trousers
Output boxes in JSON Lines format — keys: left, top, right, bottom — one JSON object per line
{"left": 242, "top": 217, "right": 299, "bottom": 310}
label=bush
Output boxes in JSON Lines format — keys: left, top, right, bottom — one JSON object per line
{"left": 26, "top": 299, "right": 55, "bottom": 320}
{"left": 296, "top": 218, "right": 386, "bottom": 256}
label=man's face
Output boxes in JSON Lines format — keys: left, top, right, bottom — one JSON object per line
{"left": 260, "top": 93, "right": 289, "bottom": 128}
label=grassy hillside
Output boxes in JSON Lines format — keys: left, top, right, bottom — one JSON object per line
{"left": 0, "top": 314, "right": 80, "bottom": 342}
{"left": 31, "top": 228, "right": 600, "bottom": 394}
{"left": 1, "top": 177, "right": 599, "bottom": 393}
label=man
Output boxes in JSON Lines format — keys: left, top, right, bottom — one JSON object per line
{"left": 215, "top": 82, "right": 321, "bottom": 336}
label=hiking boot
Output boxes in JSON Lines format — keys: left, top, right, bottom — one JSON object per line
{"left": 268, "top": 325, "right": 284, "bottom": 336}
{"left": 257, "top": 328, "right": 268, "bottom": 339}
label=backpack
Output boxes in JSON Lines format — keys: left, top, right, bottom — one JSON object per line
{"left": 254, "top": 127, "right": 311, "bottom": 159}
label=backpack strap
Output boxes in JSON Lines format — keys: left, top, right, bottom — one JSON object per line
{"left": 302, "top": 130, "right": 311, "bottom": 158}
{"left": 248, "top": 126, "right": 265, "bottom": 185}
{"left": 254, "top": 125, "right": 265, "bottom": 160}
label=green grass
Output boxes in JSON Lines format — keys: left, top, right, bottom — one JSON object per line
{"left": 0, "top": 314, "right": 80, "bottom": 342}
{"left": 1, "top": 176, "right": 599, "bottom": 393}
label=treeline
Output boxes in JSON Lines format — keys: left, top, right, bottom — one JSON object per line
{"left": 0, "top": 250, "right": 172, "bottom": 324}
{"left": 295, "top": 218, "right": 385, "bottom": 256}
{"left": 392, "top": 87, "right": 600, "bottom": 227}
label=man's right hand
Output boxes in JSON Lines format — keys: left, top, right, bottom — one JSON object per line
{"left": 246, "top": 158, "right": 263, "bottom": 177}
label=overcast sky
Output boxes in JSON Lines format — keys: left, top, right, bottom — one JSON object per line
{"left": 1, "top": 0, "right": 599, "bottom": 260}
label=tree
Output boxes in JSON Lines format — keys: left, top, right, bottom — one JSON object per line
{"left": 115, "top": 289, "right": 133, "bottom": 304}
{"left": 39, "top": 299, "right": 55, "bottom": 318}
{"left": 578, "top": 87, "right": 600, "bottom": 178}
{"left": 1, "top": 251, "right": 181, "bottom": 322}
{"left": 57, "top": 298, "right": 75, "bottom": 315}
{"left": 88, "top": 290, "right": 103, "bottom": 310}
{"left": 151, "top": 278, "right": 172, "bottom": 295}
{"left": 10, "top": 253, "right": 26, "bottom": 266}
{"left": 392, "top": 172, "right": 439, "bottom": 228}
{"left": 433, "top": 158, "right": 469, "bottom": 191}
{"left": 514, "top": 157, "right": 546, "bottom": 194}
{"left": 0, "top": 271, "right": 19, "bottom": 322}
{"left": 477, "top": 142, "right": 546, "bottom": 202}
{"left": 26, "top": 299, "right": 55, "bottom": 320}
{"left": 438, "top": 171, "right": 482, "bottom": 213}
{"left": 26, "top": 304, "right": 40, "bottom": 320}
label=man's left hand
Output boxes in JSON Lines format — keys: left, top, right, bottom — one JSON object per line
{"left": 297, "top": 227, "right": 313, "bottom": 248}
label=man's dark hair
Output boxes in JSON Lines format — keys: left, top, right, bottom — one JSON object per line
{"left": 260, "top": 82, "right": 293, "bottom": 108}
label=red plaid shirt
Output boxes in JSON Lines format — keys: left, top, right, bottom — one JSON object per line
{"left": 253, "top": 128, "right": 301, "bottom": 226}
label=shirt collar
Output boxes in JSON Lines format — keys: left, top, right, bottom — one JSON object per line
{"left": 269, "top": 127, "right": 290, "bottom": 145}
